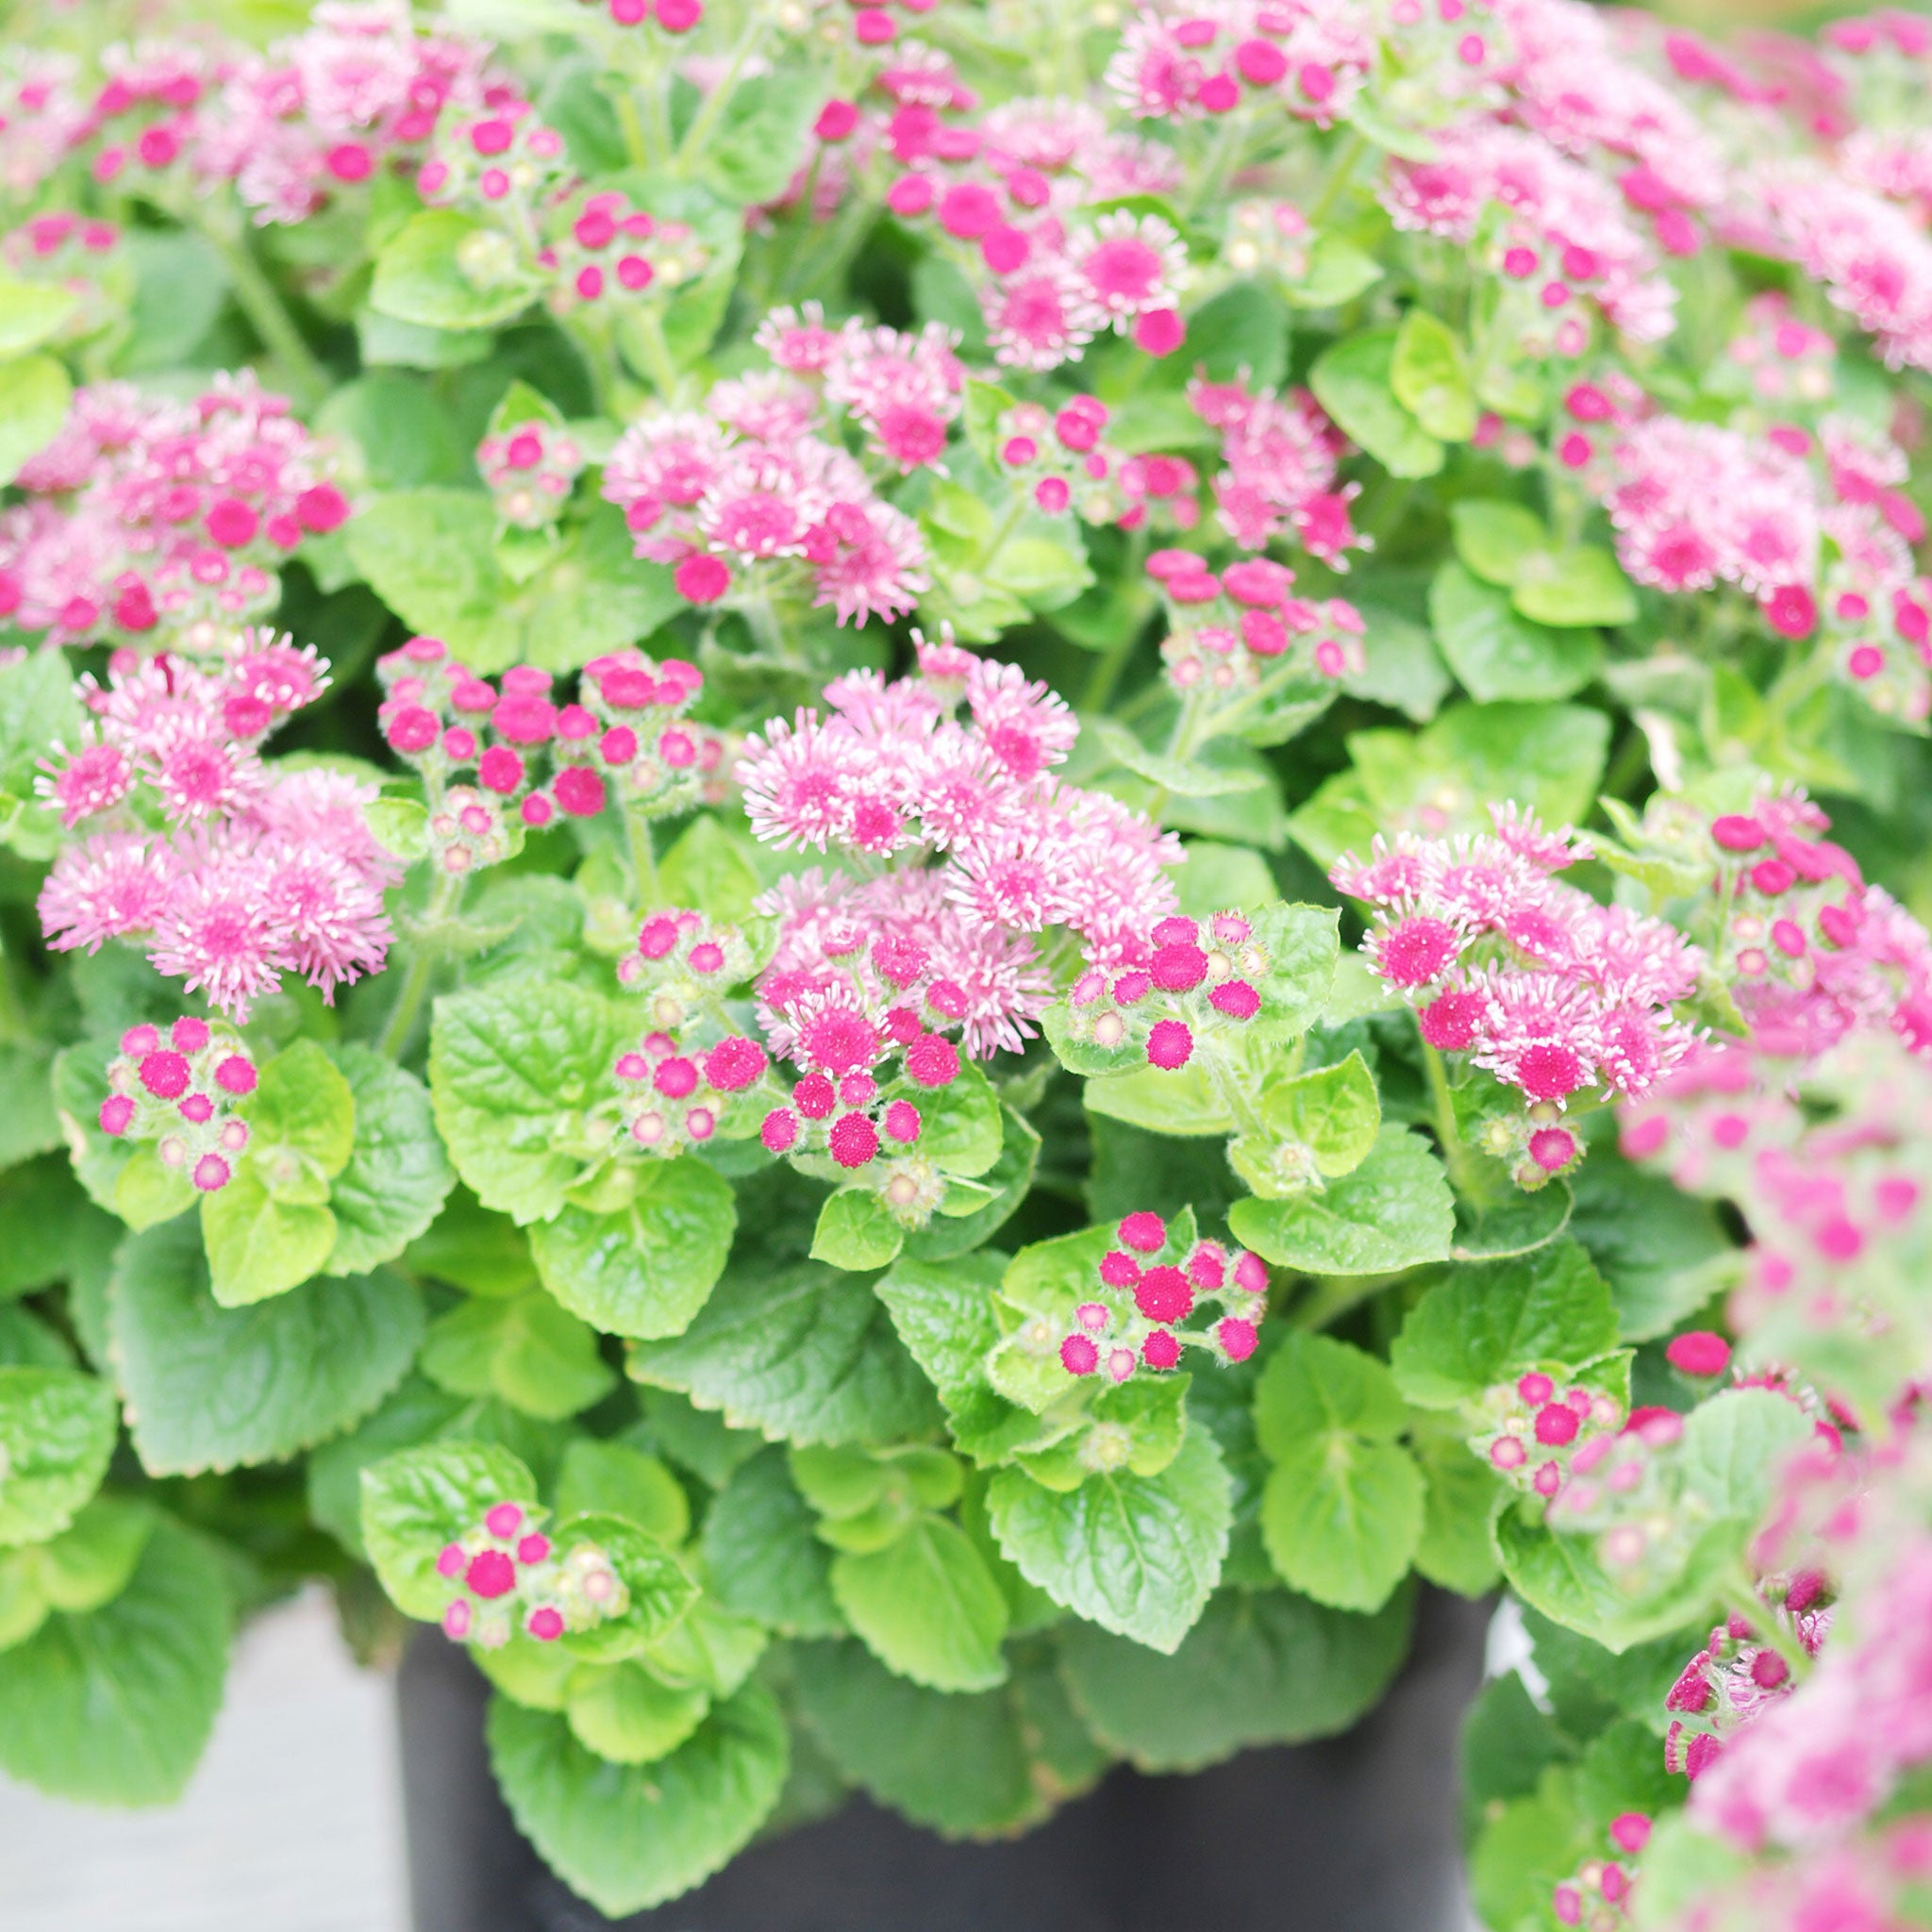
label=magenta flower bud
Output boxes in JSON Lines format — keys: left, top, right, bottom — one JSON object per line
{"left": 1233, "top": 1251, "right": 1267, "bottom": 1294}
{"left": 705, "top": 1039, "right": 767, "bottom": 1092}
{"left": 139, "top": 1050, "right": 192, "bottom": 1099}
{"left": 1151, "top": 942, "right": 1208, "bottom": 991}
{"left": 1118, "top": 1211, "right": 1166, "bottom": 1254}
{"left": 1141, "top": 1329, "right": 1181, "bottom": 1371}
{"left": 526, "top": 1607, "right": 565, "bottom": 1641}
{"left": 1517, "top": 1372, "right": 1555, "bottom": 1406}
{"left": 760, "top": 1108, "right": 800, "bottom": 1153}
{"left": 1075, "top": 1302, "right": 1109, "bottom": 1334}
{"left": 1209, "top": 980, "right": 1260, "bottom": 1021}
{"left": 883, "top": 1099, "right": 921, "bottom": 1142}
{"left": 1216, "top": 1317, "right": 1258, "bottom": 1362}
{"left": 1146, "top": 1020, "right": 1193, "bottom": 1069}
{"left": 1534, "top": 1404, "right": 1580, "bottom": 1446}
{"left": 828, "top": 1112, "right": 880, "bottom": 1168}
{"left": 466, "top": 1550, "right": 516, "bottom": 1599}
{"left": 437, "top": 1543, "right": 467, "bottom": 1579}
{"left": 1107, "top": 1346, "right": 1137, "bottom": 1383}
{"left": 484, "top": 1504, "right": 525, "bottom": 1539}
{"left": 192, "top": 1153, "right": 230, "bottom": 1191}
{"left": 1491, "top": 1436, "right": 1526, "bottom": 1471}
{"left": 793, "top": 1074, "right": 836, "bottom": 1120}
{"left": 654, "top": 1057, "right": 699, "bottom": 1100}
{"left": 121, "top": 1024, "right": 161, "bottom": 1056}
{"left": 1135, "top": 1266, "right": 1192, "bottom": 1324}
{"left": 171, "top": 1017, "right": 210, "bottom": 1053}
{"left": 442, "top": 1599, "right": 473, "bottom": 1641}
{"left": 1061, "top": 1334, "right": 1099, "bottom": 1375}
{"left": 1665, "top": 1331, "right": 1731, "bottom": 1376}
{"left": 1098, "top": 1250, "right": 1141, "bottom": 1288}
{"left": 904, "top": 1034, "right": 959, "bottom": 1089}
{"left": 517, "top": 1534, "right": 552, "bottom": 1566}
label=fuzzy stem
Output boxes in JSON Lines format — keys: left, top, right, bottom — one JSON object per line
{"left": 208, "top": 227, "right": 328, "bottom": 409}
{"left": 376, "top": 874, "right": 464, "bottom": 1061}
{"left": 1307, "top": 128, "right": 1369, "bottom": 228}
{"left": 629, "top": 808, "right": 660, "bottom": 909}
{"left": 1723, "top": 1569, "right": 1813, "bottom": 1685}
{"left": 1423, "top": 1038, "right": 1498, "bottom": 1208}
{"left": 628, "top": 305, "right": 682, "bottom": 401}
{"left": 673, "top": 19, "right": 766, "bottom": 170}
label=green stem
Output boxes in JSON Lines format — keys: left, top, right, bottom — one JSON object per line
{"left": 673, "top": 19, "right": 766, "bottom": 170}
{"left": 614, "top": 82, "right": 655, "bottom": 169}
{"left": 1307, "top": 128, "right": 1369, "bottom": 228}
{"left": 1292, "top": 1273, "right": 1392, "bottom": 1332}
{"left": 208, "top": 227, "right": 328, "bottom": 409}
{"left": 627, "top": 305, "right": 682, "bottom": 400}
{"left": 1723, "top": 1570, "right": 1812, "bottom": 1685}
{"left": 629, "top": 810, "right": 660, "bottom": 910}
{"left": 376, "top": 875, "right": 463, "bottom": 1060}
{"left": 1423, "top": 1039, "right": 1497, "bottom": 1208}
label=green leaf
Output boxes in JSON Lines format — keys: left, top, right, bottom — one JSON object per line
{"left": 1058, "top": 1582, "right": 1414, "bottom": 1771}
{"left": 903, "top": 1105, "right": 1038, "bottom": 1261}
{"left": 242, "top": 1040, "right": 357, "bottom": 1199}
{"left": 361, "top": 1438, "right": 540, "bottom": 1619}
{"left": 566, "top": 1660, "right": 709, "bottom": 1765}
{"left": 325, "top": 1045, "right": 457, "bottom": 1275}
{"left": 1253, "top": 1334, "right": 1421, "bottom": 1612}
{"left": 1254, "top": 1332, "right": 1410, "bottom": 1453}
{"left": 1566, "top": 1152, "right": 1731, "bottom": 1343}
{"left": 200, "top": 1168, "right": 338, "bottom": 1307}
{"left": 1185, "top": 279, "right": 1291, "bottom": 389}
{"left": 1229, "top": 1126, "right": 1454, "bottom": 1275}
{"left": 407, "top": 1187, "right": 539, "bottom": 1299}
{"left": 1261, "top": 1434, "right": 1423, "bottom": 1613}
{"left": 487, "top": 1685, "right": 788, "bottom": 1918}
{"left": 315, "top": 370, "right": 471, "bottom": 490}
{"left": 0, "top": 279, "right": 76, "bottom": 358}
{"left": 1088, "top": 715, "right": 1268, "bottom": 798}
{"left": 830, "top": 1514, "right": 1009, "bottom": 1692}
{"left": 420, "top": 1290, "right": 618, "bottom": 1420}
{"left": 429, "top": 981, "right": 633, "bottom": 1224}
{"left": 638, "top": 1595, "right": 766, "bottom": 1696}
{"left": 109, "top": 1219, "right": 424, "bottom": 1476}
{"left": 1264, "top": 1050, "right": 1381, "bottom": 1177}
{"left": 1450, "top": 499, "right": 1549, "bottom": 586}
{"left": 626, "top": 1265, "right": 942, "bottom": 1447}
{"left": 0, "top": 1367, "right": 117, "bottom": 1546}
{"left": 530, "top": 1160, "right": 737, "bottom": 1338}
{"left": 1677, "top": 1387, "right": 1812, "bottom": 1523}
{"left": 119, "top": 231, "right": 228, "bottom": 374}
{"left": 1282, "top": 233, "right": 1384, "bottom": 308}
{"left": 370, "top": 209, "right": 542, "bottom": 329}
{"left": 0, "top": 1156, "right": 117, "bottom": 1299}
{"left": 1391, "top": 1240, "right": 1621, "bottom": 1408}
{"left": 0, "top": 1515, "right": 230, "bottom": 1805}
{"left": 348, "top": 491, "right": 678, "bottom": 675}
{"left": 791, "top": 1638, "right": 1037, "bottom": 1838}
{"left": 0, "top": 353, "right": 71, "bottom": 486}
{"left": 555, "top": 1440, "right": 690, "bottom": 1546}
{"left": 1511, "top": 546, "right": 1637, "bottom": 628}
{"left": 1412, "top": 1421, "right": 1504, "bottom": 1596}
{"left": 699, "top": 1447, "right": 845, "bottom": 1637}
{"left": 874, "top": 1250, "right": 1005, "bottom": 1404}
{"left": 1308, "top": 329, "right": 1442, "bottom": 478}
{"left": 987, "top": 1427, "right": 1230, "bottom": 1653}
{"left": 1430, "top": 560, "right": 1601, "bottom": 703}
{"left": 656, "top": 816, "right": 762, "bottom": 924}
{"left": 1391, "top": 309, "right": 1476, "bottom": 441}
{"left": 35, "top": 1497, "right": 154, "bottom": 1615}
{"left": 1084, "top": 1060, "right": 1234, "bottom": 1136}
{"left": 810, "top": 1187, "right": 905, "bottom": 1272}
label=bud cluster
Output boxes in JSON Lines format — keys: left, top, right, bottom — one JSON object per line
{"left": 476, "top": 419, "right": 586, "bottom": 530}
{"left": 1550, "top": 1812, "right": 1652, "bottom": 1930}
{"left": 1065, "top": 911, "right": 1268, "bottom": 1072}
{"left": 1662, "top": 1581, "right": 1833, "bottom": 1782}
{"left": 995, "top": 394, "right": 1198, "bottom": 531}
{"left": 1058, "top": 1211, "right": 1267, "bottom": 1383}
{"left": 1472, "top": 1369, "right": 1625, "bottom": 1498}
{"left": 377, "top": 638, "right": 724, "bottom": 854}
{"left": 1146, "top": 549, "right": 1367, "bottom": 694}
{"left": 436, "top": 1500, "right": 629, "bottom": 1649}
{"left": 98, "top": 1017, "right": 258, "bottom": 1193}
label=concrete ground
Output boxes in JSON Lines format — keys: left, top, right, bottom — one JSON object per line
{"left": 0, "top": 1591, "right": 408, "bottom": 1932}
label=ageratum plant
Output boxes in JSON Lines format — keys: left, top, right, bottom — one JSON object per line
{"left": 3, "top": 0, "right": 1932, "bottom": 1924}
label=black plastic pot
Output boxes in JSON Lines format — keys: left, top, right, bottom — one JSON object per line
{"left": 398, "top": 1587, "right": 1491, "bottom": 1932}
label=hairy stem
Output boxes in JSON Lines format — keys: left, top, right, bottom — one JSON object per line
{"left": 209, "top": 227, "right": 328, "bottom": 409}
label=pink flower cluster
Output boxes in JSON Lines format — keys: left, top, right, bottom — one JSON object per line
{"left": 1690, "top": 1539, "right": 1932, "bottom": 1852}
{"left": 1146, "top": 550, "right": 1366, "bottom": 695}
{"left": 1189, "top": 376, "right": 1362, "bottom": 562}
{"left": 1549, "top": 1811, "right": 1653, "bottom": 1930}
{"left": 1334, "top": 804, "right": 1702, "bottom": 1176}
{"left": 435, "top": 1500, "right": 628, "bottom": 1649}
{"left": 1470, "top": 1367, "right": 1626, "bottom": 1500}
{"left": 476, "top": 420, "right": 585, "bottom": 531}
{"left": 993, "top": 392, "right": 1198, "bottom": 532}
{"left": 1061, "top": 911, "right": 1272, "bottom": 1074}
{"left": 869, "top": 83, "right": 1191, "bottom": 370}
{"left": 611, "top": 909, "right": 770, "bottom": 1158}
{"left": 1381, "top": 118, "right": 1678, "bottom": 350}
{"left": 1663, "top": 1587, "right": 1834, "bottom": 1785}
{"left": 601, "top": 320, "right": 936, "bottom": 626}
{"left": 96, "top": 1016, "right": 258, "bottom": 1194}
{"left": 4, "top": 211, "right": 123, "bottom": 345}
{"left": 37, "top": 639, "right": 396, "bottom": 1018}
{"left": 737, "top": 653, "right": 1180, "bottom": 981}
{"left": 0, "top": 375, "right": 350, "bottom": 650}
{"left": 1655, "top": 1821, "right": 1932, "bottom": 1932}
{"left": 198, "top": 0, "right": 500, "bottom": 226}
{"left": 376, "top": 638, "right": 724, "bottom": 853}
{"left": 1058, "top": 1212, "right": 1267, "bottom": 1382}
{"left": 754, "top": 867, "right": 1047, "bottom": 1070}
